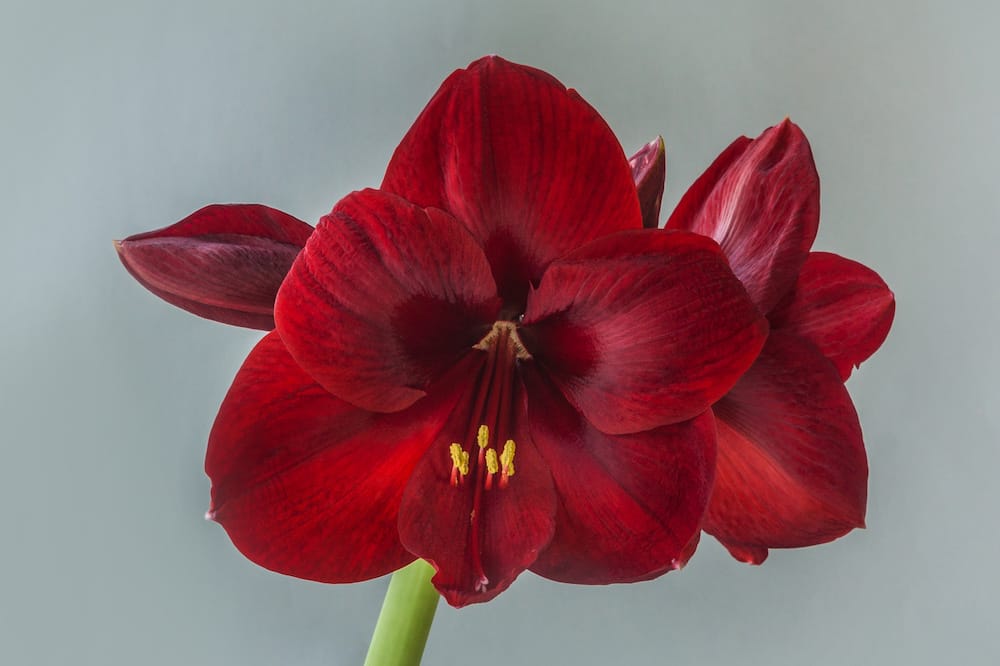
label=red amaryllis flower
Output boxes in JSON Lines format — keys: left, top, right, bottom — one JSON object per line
{"left": 666, "top": 119, "right": 895, "bottom": 563}
{"left": 204, "top": 56, "right": 768, "bottom": 606}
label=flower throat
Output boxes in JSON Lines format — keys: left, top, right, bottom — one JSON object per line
{"left": 447, "top": 320, "right": 530, "bottom": 591}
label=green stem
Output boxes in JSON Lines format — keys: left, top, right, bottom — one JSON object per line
{"left": 363, "top": 559, "right": 440, "bottom": 666}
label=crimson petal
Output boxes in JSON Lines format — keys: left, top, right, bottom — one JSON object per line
{"left": 381, "top": 55, "right": 642, "bottom": 308}
{"left": 524, "top": 368, "right": 715, "bottom": 583}
{"left": 398, "top": 360, "right": 556, "bottom": 607}
{"left": 275, "top": 189, "right": 500, "bottom": 413}
{"left": 628, "top": 136, "right": 667, "bottom": 229}
{"left": 666, "top": 120, "right": 819, "bottom": 312}
{"left": 521, "top": 229, "right": 768, "bottom": 435}
{"left": 703, "top": 331, "right": 868, "bottom": 562}
{"left": 769, "top": 252, "right": 895, "bottom": 380}
{"left": 116, "top": 204, "right": 312, "bottom": 329}
{"left": 206, "top": 332, "right": 462, "bottom": 583}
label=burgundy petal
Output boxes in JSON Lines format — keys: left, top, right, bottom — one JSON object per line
{"left": 397, "top": 358, "right": 557, "bottom": 607}
{"left": 524, "top": 368, "right": 715, "bottom": 583}
{"left": 629, "top": 136, "right": 666, "bottom": 229}
{"left": 703, "top": 332, "right": 868, "bottom": 562}
{"left": 521, "top": 229, "right": 768, "bottom": 435}
{"left": 666, "top": 120, "right": 819, "bottom": 312}
{"left": 275, "top": 189, "right": 500, "bottom": 413}
{"left": 770, "top": 252, "right": 895, "bottom": 380}
{"left": 206, "top": 332, "right": 463, "bottom": 583}
{"left": 116, "top": 204, "right": 312, "bottom": 329}
{"left": 381, "top": 55, "right": 642, "bottom": 309}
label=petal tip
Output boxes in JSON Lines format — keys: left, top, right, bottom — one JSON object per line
{"left": 728, "top": 544, "right": 770, "bottom": 565}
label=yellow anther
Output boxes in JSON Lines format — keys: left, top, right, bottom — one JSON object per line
{"left": 477, "top": 424, "right": 490, "bottom": 449}
{"left": 449, "top": 443, "right": 469, "bottom": 476}
{"left": 500, "top": 439, "right": 516, "bottom": 477}
{"left": 485, "top": 448, "right": 499, "bottom": 474}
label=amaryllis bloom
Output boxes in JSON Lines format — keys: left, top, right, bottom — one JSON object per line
{"left": 666, "top": 119, "right": 895, "bottom": 563}
{"left": 200, "top": 56, "right": 768, "bottom": 606}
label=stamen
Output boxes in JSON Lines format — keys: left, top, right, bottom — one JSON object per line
{"left": 484, "top": 448, "right": 499, "bottom": 490}
{"left": 500, "top": 439, "right": 516, "bottom": 487}
{"left": 477, "top": 425, "right": 490, "bottom": 449}
{"left": 449, "top": 443, "right": 469, "bottom": 486}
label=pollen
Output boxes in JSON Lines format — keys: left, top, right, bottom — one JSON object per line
{"left": 484, "top": 448, "right": 499, "bottom": 490}
{"left": 449, "top": 443, "right": 470, "bottom": 485}
{"left": 500, "top": 439, "right": 516, "bottom": 478}
{"left": 477, "top": 424, "right": 490, "bottom": 449}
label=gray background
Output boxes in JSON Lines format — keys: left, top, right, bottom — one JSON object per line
{"left": 2, "top": 1, "right": 996, "bottom": 664}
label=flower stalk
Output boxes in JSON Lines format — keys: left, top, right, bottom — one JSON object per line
{"left": 364, "top": 559, "right": 440, "bottom": 666}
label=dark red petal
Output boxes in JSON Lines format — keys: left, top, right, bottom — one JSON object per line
{"left": 397, "top": 361, "right": 556, "bottom": 607}
{"left": 206, "top": 332, "right": 462, "bottom": 583}
{"left": 125, "top": 203, "right": 314, "bottom": 246}
{"left": 116, "top": 204, "right": 312, "bottom": 329}
{"left": 703, "top": 331, "right": 868, "bottom": 561}
{"left": 275, "top": 189, "right": 500, "bottom": 413}
{"left": 769, "top": 252, "right": 895, "bottom": 380}
{"left": 629, "top": 136, "right": 666, "bottom": 229}
{"left": 521, "top": 229, "right": 768, "bottom": 435}
{"left": 524, "top": 368, "right": 714, "bottom": 584}
{"left": 381, "top": 55, "right": 642, "bottom": 308}
{"left": 666, "top": 120, "right": 819, "bottom": 312}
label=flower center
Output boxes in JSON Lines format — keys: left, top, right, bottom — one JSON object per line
{"left": 446, "top": 320, "right": 528, "bottom": 591}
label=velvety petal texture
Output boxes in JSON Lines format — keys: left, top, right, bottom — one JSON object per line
{"left": 522, "top": 229, "right": 768, "bottom": 434}
{"left": 382, "top": 55, "right": 643, "bottom": 307}
{"left": 207, "top": 332, "right": 462, "bottom": 582}
{"left": 116, "top": 204, "right": 312, "bottom": 329}
{"left": 524, "top": 369, "right": 715, "bottom": 583}
{"left": 704, "top": 332, "right": 868, "bottom": 562}
{"left": 629, "top": 136, "right": 666, "bottom": 229}
{"left": 770, "top": 252, "right": 895, "bottom": 380}
{"left": 276, "top": 189, "right": 500, "bottom": 413}
{"left": 667, "top": 120, "right": 819, "bottom": 312}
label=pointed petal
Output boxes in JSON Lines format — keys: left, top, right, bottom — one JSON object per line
{"left": 275, "top": 189, "right": 500, "bottom": 413}
{"left": 770, "top": 252, "right": 895, "bottom": 380}
{"left": 116, "top": 204, "right": 312, "bottom": 329}
{"left": 666, "top": 120, "right": 819, "bottom": 312}
{"left": 524, "top": 368, "right": 714, "bottom": 584}
{"left": 629, "top": 136, "right": 666, "bottom": 229}
{"left": 206, "top": 332, "right": 463, "bottom": 583}
{"left": 397, "top": 360, "right": 556, "bottom": 607}
{"left": 381, "top": 55, "right": 642, "bottom": 308}
{"left": 703, "top": 332, "right": 868, "bottom": 561}
{"left": 521, "top": 229, "right": 768, "bottom": 435}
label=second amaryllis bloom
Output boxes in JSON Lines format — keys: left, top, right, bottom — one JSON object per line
{"left": 204, "top": 57, "right": 767, "bottom": 606}
{"left": 666, "top": 119, "right": 895, "bottom": 563}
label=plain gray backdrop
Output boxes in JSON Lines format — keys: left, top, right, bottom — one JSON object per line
{"left": 3, "top": 1, "right": 996, "bottom": 664}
